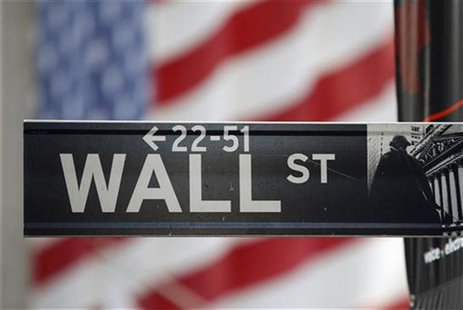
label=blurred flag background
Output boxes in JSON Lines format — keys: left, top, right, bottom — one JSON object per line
{"left": 3, "top": 0, "right": 410, "bottom": 308}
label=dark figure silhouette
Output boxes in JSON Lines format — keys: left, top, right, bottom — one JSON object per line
{"left": 369, "top": 135, "right": 441, "bottom": 223}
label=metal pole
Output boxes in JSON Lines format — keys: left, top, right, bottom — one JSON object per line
{"left": 394, "top": 0, "right": 463, "bottom": 308}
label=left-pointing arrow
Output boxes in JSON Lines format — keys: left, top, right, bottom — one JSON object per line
{"left": 143, "top": 126, "right": 166, "bottom": 151}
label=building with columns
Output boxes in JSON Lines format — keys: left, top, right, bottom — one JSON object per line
{"left": 410, "top": 124, "right": 463, "bottom": 234}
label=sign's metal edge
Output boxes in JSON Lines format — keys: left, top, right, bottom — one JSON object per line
{"left": 23, "top": 119, "right": 463, "bottom": 125}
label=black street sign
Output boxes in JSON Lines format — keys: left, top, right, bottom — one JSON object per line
{"left": 24, "top": 121, "right": 463, "bottom": 236}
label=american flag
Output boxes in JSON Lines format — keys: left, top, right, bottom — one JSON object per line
{"left": 32, "top": 1, "right": 409, "bottom": 308}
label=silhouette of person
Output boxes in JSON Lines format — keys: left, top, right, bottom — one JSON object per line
{"left": 369, "top": 135, "right": 441, "bottom": 223}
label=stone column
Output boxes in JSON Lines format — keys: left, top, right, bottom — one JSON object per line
{"left": 429, "top": 175, "right": 434, "bottom": 195}
{"left": 441, "top": 171, "right": 450, "bottom": 216}
{"left": 457, "top": 163, "right": 463, "bottom": 220}
{"left": 448, "top": 168, "right": 458, "bottom": 221}
{"left": 433, "top": 174, "right": 441, "bottom": 206}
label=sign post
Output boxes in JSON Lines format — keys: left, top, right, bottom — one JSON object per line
{"left": 394, "top": 0, "right": 463, "bottom": 308}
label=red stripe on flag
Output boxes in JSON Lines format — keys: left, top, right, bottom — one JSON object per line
{"left": 263, "top": 37, "right": 395, "bottom": 121}
{"left": 138, "top": 292, "right": 180, "bottom": 310}
{"left": 154, "top": 0, "right": 323, "bottom": 104}
{"left": 138, "top": 237, "right": 356, "bottom": 308}
{"left": 380, "top": 297, "right": 410, "bottom": 310}
{"left": 33, "top": 238, "right": 127, "bottom": 285}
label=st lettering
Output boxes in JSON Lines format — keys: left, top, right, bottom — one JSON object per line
{"left": 286, "top": 153, "right": 335, "bottom": 184}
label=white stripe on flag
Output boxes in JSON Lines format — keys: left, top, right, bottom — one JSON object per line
{"left": 146, "top": 1, "right": 252, "bottom": 64}
{"left": 148, "top": 1, "right": 393, "bottom": 121}
{"left": 212, "top": 238, "right": 408, "bottom": 308}
{"left": 334, "top": 82, "right": 397, "bottom": 122}
{"left": 30, "top": 238, "right": 244, "bottom": 308}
